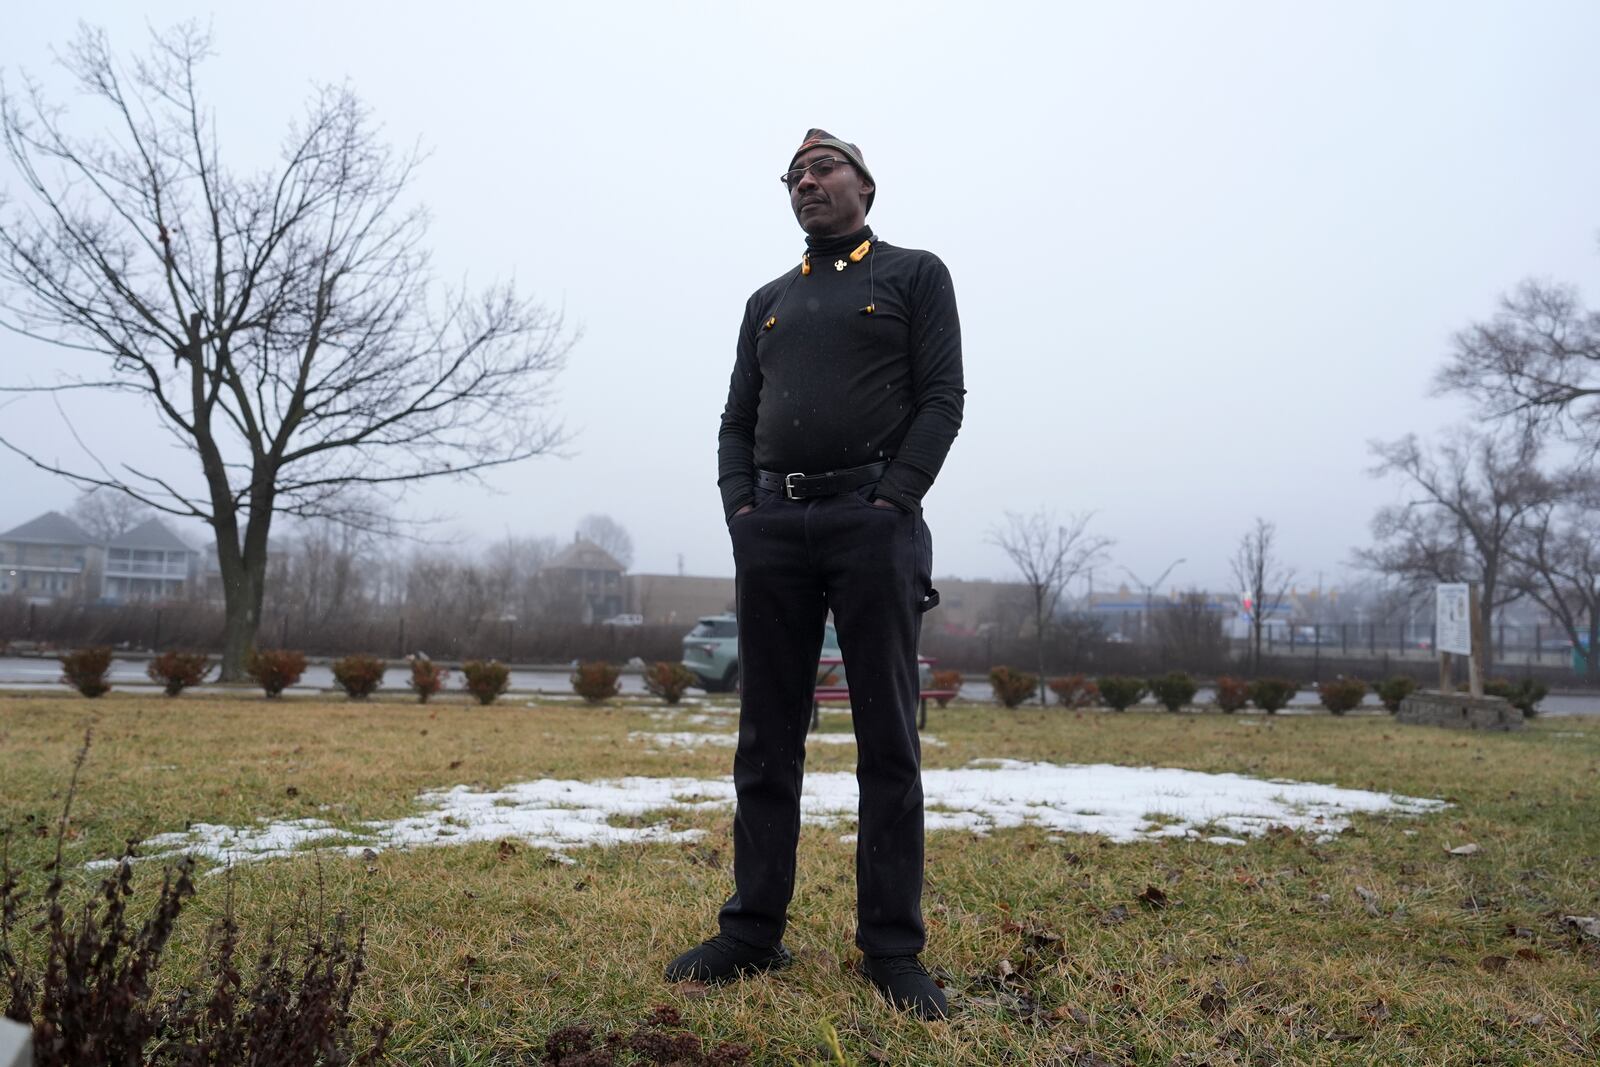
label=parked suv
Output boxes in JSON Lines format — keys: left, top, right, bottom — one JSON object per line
{"left": 682, "top": 613, "right": 842, "bottom": 692}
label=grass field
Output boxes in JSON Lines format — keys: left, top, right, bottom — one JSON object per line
{"left": 2, "top": 689, "right": 1597, "bottom": 1065}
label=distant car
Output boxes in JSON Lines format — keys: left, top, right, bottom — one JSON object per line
{"left": 682, "top": 613, "right": 842, "bottom": 693}
{"left": 602, "top": 613, "right": 644, "bottom": 626}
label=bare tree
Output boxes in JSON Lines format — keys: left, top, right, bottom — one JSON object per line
{"left": 67, "top": 487, "right": 153, "bottom": 543}
{"left": 1230, "top": 518, "right": 1294, "bottom": 672}
{"left": 484, "top": 533, "right": 559, "bottom": 620}
{"left": 1355, "top": 427, "right": 1552, "bottom": 671}
{"left": 0, "top": 26, "right": 573, "bottom": 677}
{"left": 1436, "top": 277, "right": 1600, "bottom": 451}
{"left": 1509, "top": 471, "right": 1600, "bottom": 683}
{"left": 988, "top": 510, "right": 1111, "bottom": 706}
{"left": 575, "top": 514, "right": 633, "bottom": 570}
{"left": 1150, "top": 591, "right": 1228, "bottom": 674}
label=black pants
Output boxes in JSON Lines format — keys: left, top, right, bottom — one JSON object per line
{"left": 717, "top": 482, "right": 933, "bottom": 956}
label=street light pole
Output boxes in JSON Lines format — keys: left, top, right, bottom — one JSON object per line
{"left": 1120, "top": 558, "right": 1186, "bottom": 643}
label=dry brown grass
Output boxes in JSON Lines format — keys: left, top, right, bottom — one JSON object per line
{"left": 2, "top": 690, "right": 1597, "bottom": 1065}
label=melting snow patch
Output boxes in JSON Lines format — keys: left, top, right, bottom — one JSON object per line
{"left": 629, "top": 731, "right": 944, "bottom": 750}
{"left": 98, "top": 760, "right": 1446, "bottom": 869}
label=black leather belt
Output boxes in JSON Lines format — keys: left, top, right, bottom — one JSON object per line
{"left": 755, "top": 461, "right": 889, "bottom": 500}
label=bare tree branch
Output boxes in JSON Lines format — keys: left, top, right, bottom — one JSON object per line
{"left": 0, "top": 23, "right": 574, "bottom": 677}
{"left": 988, "top": 509, "right": 1112, "bottom": 706}
{"left": 1355, "top": 425, "right": 1554, "bottom": 670}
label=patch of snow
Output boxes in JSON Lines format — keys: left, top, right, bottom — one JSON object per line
{"left": 628, "top": 731, "right": 944, "bottom": 750}
{"left": 100, "top": 760, "right": 1447, "bottom": 869}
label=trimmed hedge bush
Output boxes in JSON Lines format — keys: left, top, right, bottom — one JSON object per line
{"left": 1097, "top": 675, "right": 1148, "bottom": 712}
{"left": 146, "top": 650, "right": 210, "bottom": 696}
{"left": 409, "top": 656, "right": 448, "bottom": 703}
{"left": 930, "top": 668, "right": 964, "bottom": 707}
{"left": 643, "top": 661, "right": 696, "bottom": 704}
{"left": 1247, "top": 677, "right": 1297, "bottom": 714}
{"left": 1213, "top": 675, "right": 1250, "bottom": 713}
{"left": 988, "top": 666, "right": 1038, "bottom": 708}
{"left": 332, "top": 654, "right": 386, "bottom": 699}
{"left": 246, "top": 649, "right": 306, "bottom": 699}
{"left": 58, "top": 647, "right": 113, "bottom": 698}
{"left": 1376, "top": 675, "right": 1417, "bottom": 713}
{"left": 462, "top": 659, "right": 511, "bottom": 705}
{"left": 1148, "top": 671, "right": 1198, "bottom": 713}
{"left": 571, "top": 661, "right": 622, "bottom": 704}
{"left": 1318, "top": 677, "right": 1368, "bottom": 715}
{"left": 1047, "top": 674, "right": 1099, "bottom": 709}
{"left": 1484, "top": 677, "right": 1548, "bottom": 717}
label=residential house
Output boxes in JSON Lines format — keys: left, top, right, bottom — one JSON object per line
{"left": 0, "top": 512, "right": 99, "bottom": 604}
{"left": 537, "top": 538, "right": 626, "bottom": 623}
{"left": 100, "top": 519, "right": 199, "bottom": 601}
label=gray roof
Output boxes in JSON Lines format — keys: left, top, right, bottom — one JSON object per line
{"left": 0, "top": 511, "right": 93, "bottom": 545}
{"left": 108, "top": 518, "right": 196, "bottom": 554}
{"left": 544, "top": 538, "right": 625, "bottom": 573}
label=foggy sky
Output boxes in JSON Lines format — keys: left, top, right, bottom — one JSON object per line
{"left": 2, "top": 1, "right": 1597, "bottom": 596}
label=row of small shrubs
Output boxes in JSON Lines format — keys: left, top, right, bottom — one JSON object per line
{"left": 54, "top": 647, "right": 510, "bottom": 704}
{"left": 987, "top": 667, "right": 1545, "bottom": 716}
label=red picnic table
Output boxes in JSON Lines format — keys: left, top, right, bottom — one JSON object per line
{"left": 811, "top": 655, "right": 959, "bottom": 731}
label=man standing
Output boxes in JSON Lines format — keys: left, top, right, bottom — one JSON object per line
{"left": 665, "top": 130, "right": 964, "bottom": 1020}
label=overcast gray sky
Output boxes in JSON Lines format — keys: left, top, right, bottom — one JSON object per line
{"left": 2, "top": 1, "right": 1597, "bottom": 596}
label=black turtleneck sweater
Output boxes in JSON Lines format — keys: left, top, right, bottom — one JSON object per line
{"left": 717, "top": 226, "right": 965, "bottom": 520}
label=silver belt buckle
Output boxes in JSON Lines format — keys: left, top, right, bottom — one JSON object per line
{"left": 783, "top": 472, "right": 805, "bottom": 500}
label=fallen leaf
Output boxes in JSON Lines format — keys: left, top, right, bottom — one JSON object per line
{"left": 1137, "top": 885, "right": 1169, "bottom": 909}
{"left": 1504, "top": 924, "right": 1535, "bottom": 940}
{"left": 448, "top": 759, "right": 462, "bottom": 770}
{"left": 676, "top": 981, "right": 709, "bottom": 1000}
{"left": 497, "top": 840, "right": 518, "bottom": 860}
{"left": 1446, "top": 843, "right": 1481, "bottom": 856}
{"left": 1514, "top": 947, "right": 1543, "bottom": 962}
{"left": 1360, "top": 998, "right": 1390, "bottom": 1026}
{"left": 1051, "top": 1004, "right": 1090, "bottom": 1025}
{"left": 360, "top": 847, "right": 379, "bottom": 862}
{"left": 284, "top": 785, "right": 299, "bottom": 798}
{"left": 1198, "top": 980, "right": 1227, "bottom": 1017}
{"left": 1479, "top": 954, "right": 1510, "bottom": 973}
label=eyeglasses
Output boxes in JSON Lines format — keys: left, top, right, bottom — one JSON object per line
{"left": 779, "top": 156, "right": 851, "bottom": 189}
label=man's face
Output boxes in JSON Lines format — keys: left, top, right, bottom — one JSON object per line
{"left": 787, "top": 146, "right": 874, "bottom": 238}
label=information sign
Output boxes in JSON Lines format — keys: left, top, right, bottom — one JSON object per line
{"left": 1436, "top": 583, "right": 1472, "bottom": 656}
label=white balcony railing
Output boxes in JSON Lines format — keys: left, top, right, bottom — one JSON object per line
{"left": 103, "top": 561, "right": 189, "bottom": 578}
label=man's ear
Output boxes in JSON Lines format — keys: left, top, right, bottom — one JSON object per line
{"left": 859, "top": 178, "right": 875, "bottom": 199}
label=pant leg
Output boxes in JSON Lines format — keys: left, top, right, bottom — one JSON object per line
{"left": 717, "top": 491, "right": 827, "bottom": 947}
{"left": 817, "top": 487, "right": 933, "bottom": 956}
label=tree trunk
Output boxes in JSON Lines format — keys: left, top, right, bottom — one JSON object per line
{"left": 1588, "top": 613, "right": 1599, "bottom": 685}
{"left": 1035, "top": 602, "right": 1048, "bottom": 707}
{"left": 214, "top": 488, "right": 275, "bottom": 681}
{"left": 1476, "top": 589, "right": 1496, "bottom": 675}
{"left": 217, "top": 553, "right": 265, "bottom": 681}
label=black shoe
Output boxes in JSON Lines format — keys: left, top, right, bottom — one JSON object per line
{"left": 664, "top": 934, "right": 792, "bottom": 984}
{"left": 859, "top": 954, "right": 949, "bottom": 1020}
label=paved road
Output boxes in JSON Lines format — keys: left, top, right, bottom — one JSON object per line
{"left": 2, "top": 657, "right": 1596, "bottom": 715}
